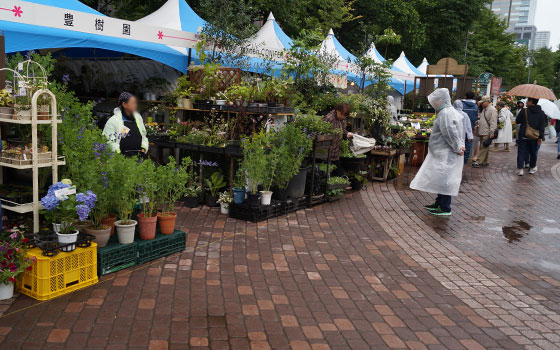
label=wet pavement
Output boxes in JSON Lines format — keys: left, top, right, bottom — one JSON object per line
{"left": 0, "top": 142, "right": 560, "bottom": 349}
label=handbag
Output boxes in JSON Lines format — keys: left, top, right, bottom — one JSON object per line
{"left": 524, "top": 109, "right": 540, "bottom": 140}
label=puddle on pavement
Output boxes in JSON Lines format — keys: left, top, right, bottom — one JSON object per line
{"left": 541, "top": 227, "right": 560, "bottom": 234}
{"left": 539, "top": 260, "right": 560, "bottom": 271}
{"left": 501, "top": 220, "right": 532, "bottom": 243}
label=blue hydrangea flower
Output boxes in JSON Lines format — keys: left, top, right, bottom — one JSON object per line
{"left": 76, "top": 204, "right": 91, "bottom": 221}
{"left": 41, "top": 193, "right": 60, "bottom": 211}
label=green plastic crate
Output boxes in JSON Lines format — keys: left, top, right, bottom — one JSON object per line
{"left": 97, "top": 238, "right": 137, "bottom": 276}
{"left": 136, "top": 230, "right": 186, "bottom": 265}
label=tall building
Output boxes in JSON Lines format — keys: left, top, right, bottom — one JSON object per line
{"left": 534, "top": 31, "right": 551, "bottom": 50}
{"left": 512, "top": 25, "right": 537, "bottom": 50}
{"left": 489, "top": 0, "right": 538, "bottom": 29}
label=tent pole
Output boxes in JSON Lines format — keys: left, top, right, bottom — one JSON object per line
{"left": 0, "top": 34, "right": 5, "bottom": 90}
{"left": 187, "top": 48, "right": 192, "bottom": 70}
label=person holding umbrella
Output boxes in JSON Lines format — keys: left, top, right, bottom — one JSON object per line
{"left": 515, "top": 98, "right": 547, "bottom": 176}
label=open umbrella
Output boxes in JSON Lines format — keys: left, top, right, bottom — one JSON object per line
{"left": 521, "top": 98, "right": 560, "bottom": 119}
{"left": 508, "top": 84, "right": 557, "bottom": 100}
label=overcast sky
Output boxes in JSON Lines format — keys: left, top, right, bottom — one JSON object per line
{"left": 535, "top": 0, "right": 559, "bottom": 50}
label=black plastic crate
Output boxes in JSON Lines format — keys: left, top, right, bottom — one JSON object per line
{"left": 136, "top": 230, "right": 186, "bottom": 265}
{"left": 97, "top": 238, "right": 137, "bottom": 276}
{"left": 283, "top": 196, "right": 307, "bottom": 214}
{"left": 176, "top": 142, "right": 199, "bottom": 151}
{"left": 229, "top": 200, "right": 284, "bottom": 222}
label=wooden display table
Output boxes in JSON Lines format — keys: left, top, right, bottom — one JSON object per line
{"left": 411, "top": 138, "right": 429, "bottom": 167}
{"left": 368, "top": 149, "right": 398, "bottom": 182}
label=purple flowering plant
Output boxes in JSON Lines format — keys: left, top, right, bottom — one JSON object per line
{"left": 41, "top": 180, "right": 97, "bottom": 234}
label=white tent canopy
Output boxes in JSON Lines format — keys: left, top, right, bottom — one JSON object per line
{"left": 392, "top": 51, "right": 425, "bottom": 77}
{"left": 244, "top": 12, "right": 293, "bottom": 61}
{"left": 417, "top": 58, "right": 429, "bottom": 75}
{"left": 366, "top": 43, "right": 386, "bottom": 64}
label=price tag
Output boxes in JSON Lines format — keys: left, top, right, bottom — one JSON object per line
{"left": 17, "top": 62, "right": 23, "bottom": 71}
{"left": 121, "top": 126, "right": 130, "bottom": 136}
{"left": 54, "top": 186, "right": 76, "bottom": 200}
{"left": 23, "top": 154, "right": 27, "bottom": 160}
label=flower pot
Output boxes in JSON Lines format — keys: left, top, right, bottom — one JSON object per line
{"left": 350, "top": 179, "right": 363, "bottom": 191}
{"left": 220, "top": 203, "right": 229, "bottom": 215}
{"left": 286, "top": 168, "right": 307, "bottom": 199}
{"left": 247, "top": 192, "right": 261, "bottom": 207}
{"left": 137, "top": 214, "right": 157, "bottom": 240}
{"left": 260, "top": 191, "right": 273, "bottom": 206}
{"left": 176, "top": 97, "right": 184, "bottom": 108}
{"left": 115, "top": 220, "right": 137, "bottom": 245}
{"left": 37, "top": 105, "right": 50, "bottom": 120}
{"left": 183, "top": 196, "right": 200, "bottom": 208}
{"left": 205, "top": 194, "right": 219, "bottom": 208}
{"left": 0, "top": 282, "right": 14, "bottom": 301}
{"left": 74, "top": 221, "right": 91, "bottom": 234}
{"left": 182, "top": 98, "right": 193, "bottom": 109}
{"left": 0, "top": 106, "right": 14, "bottom": 119}
{"left": 14, "top": 106, "right": 31, "bottom": 120}
{"left": 84, "top": 226, "right": 112, "bottom": 248}
{"left": 233, "top": 188, "right": 246, "bottom": 204}
{"left": 56, "top": 231, "right": 79, "bottom": 252}
{"left": 157, "top": 212, "right": 177, "bottom": 235}
{"left": 273, "top": 187, "right": 288, "bottom": 201}
{"left": 101, "top": 213, "right": 117, "bottom": 236}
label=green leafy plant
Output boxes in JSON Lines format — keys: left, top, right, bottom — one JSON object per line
{"left": 185, "top": 183, "right": 202, "bottom": 198}
{"left": 205, "top": 172, "right": 227, "bottom": 197}
{"left": 137, "top": 160, "right": 159, "bottom": 218}
{"left": 293, "top": 113, "right": 340, "bottom": 137}
{"left": 107, "top": 155, "right": 141, "bottom": 224}
{"left": 241, "top": 131, "right": 269, "bottom": 194}
{"left": 270, "top": 124, "right": 312, "bottom": 189}
{"left": 0, "top": 89, "right": 14, "bottom": 107}
{"left": 156, "top": 157, "right": 193, "bottom": 215}
{"left": 328, "top": 176, "right": 350, "bottom": 186}
{"left": 217, "top": 191, "right": 233, "bottom": 206}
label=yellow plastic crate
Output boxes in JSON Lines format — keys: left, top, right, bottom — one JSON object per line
{"left": 16, "top": 243, "right": 98, "bottom": 301}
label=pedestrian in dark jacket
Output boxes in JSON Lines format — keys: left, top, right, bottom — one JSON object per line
{"left": 462, "top": 91, "right": 478, "bottom": 164}
{"left": 515, "top": 98, "right": 547, "bottom": 176}
{"left": 555, "top": 119, "right": 560, "bottom": 159}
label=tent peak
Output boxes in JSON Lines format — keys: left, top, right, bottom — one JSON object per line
{"left": 422, "top": 57, "right": 428, "bottom": 63}
{"left": 267, "top": 12, "right": 275, "bottom": 21}
{"left": 400, "top": 51, "right": 406, "bottom": 57}
{"left": 327, "top": 28, "right": 334, "bottom": 36}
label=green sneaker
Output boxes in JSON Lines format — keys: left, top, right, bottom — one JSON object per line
{"left": 424, "top": 203, "right": 439, "bottom": 211}
{"left": 430, "top": 209, "right": 452, "bottom": 216}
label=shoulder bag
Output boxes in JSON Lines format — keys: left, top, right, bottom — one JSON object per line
{"left": 524, "top": 109, "right": 540, "bottom": 140}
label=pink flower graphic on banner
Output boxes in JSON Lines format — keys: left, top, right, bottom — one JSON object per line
{"left": 157, "top": 31, "right": 164, "bottom": 40}
{"left": 12, "top": 6, "right": 22, "bottom": 17}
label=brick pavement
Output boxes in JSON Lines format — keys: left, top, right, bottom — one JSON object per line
{"left": 0, "top": 142, "right": 559, "bottom": 349}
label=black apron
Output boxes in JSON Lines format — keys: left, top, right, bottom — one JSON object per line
{"left": 120, "top": 114, "right": 142, "bottom": 156}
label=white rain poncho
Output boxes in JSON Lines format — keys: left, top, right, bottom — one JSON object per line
{"left": 387, "top": 95, "right": 398, "bottom": 125}
{"left": 410, "top": 89, "right": 465, "bottom": 196}
{"left": 350, "top": 134, "right": 376, "bottom": 156}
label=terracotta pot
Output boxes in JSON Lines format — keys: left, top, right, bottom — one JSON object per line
{"left": 157, "top": 212, "right": 177, "bottom": 235}
{"left": 101, "top": 213, "right": 117, "bottom": 236}
{"left": 85, "top": 226, "right": 112, "bottom": 248}
{"left": 138, "top": 213, "right": 157, "bottom": 240}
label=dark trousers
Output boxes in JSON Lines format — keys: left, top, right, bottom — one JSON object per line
{"left": 464, "top": 138, "right": 472, "bottom": 164}
{"left": 331, "top": 160, "right": 344, "bottom": 177}
{"left": 518, "top": 139, "right": 539, "bottom": 169}
{"left": 436, "top": 194, "right": 452, "bottom": 212}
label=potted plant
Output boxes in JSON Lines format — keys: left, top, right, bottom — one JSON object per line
{"left": 0, "top": 89, "right": 14, "bottom": 119}
{"left": 0, "top": 228, "right": 34, "bottom": 300}
{"left": 217, "top": 191, "right": 233, "bottom": 215}
{"left": 184, "top": 182, "right": 201, "bottom": 208}
{"left": 137, "top": 160, "right": 159, "bottom": 240}
{"left": 271, "top": 124, "right": 312, "bottom": 200}
{"left": 241, "top": 132, "right": 268, "bottom": 207}
{"left": 204, "top": 171, "right": 226, "bottom": 207}
{"left": 155, "top": 157, "right": 192, "bottom": 234}
{"left": 232, "top": 167, "right": 246, "bottom": 205}
{"left": 260, "top": 151, "right": 278, "bottom": 206}
{"left": 176, "top": 75, "right": 194, "bottom": 109}
{"left": 110, "top": 155, "right": 141, "bottom": 244}
{"left": 41, "top": 180, "right": 96, "bottom": 252}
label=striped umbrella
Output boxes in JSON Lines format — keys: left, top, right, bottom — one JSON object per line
{"left": 508, "top": 84, "right": 556, "bottom": 100}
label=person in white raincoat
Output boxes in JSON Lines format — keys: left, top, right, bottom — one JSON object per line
{"left": 495, "top": 101, "right": 513, "bottom": 151}
{"left": 410, "top": 89, "right": 465, "bottom": 216}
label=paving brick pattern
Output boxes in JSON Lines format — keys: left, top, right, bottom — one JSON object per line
{"left": 0, "top": 143, "right": 559, "bottom": 349}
